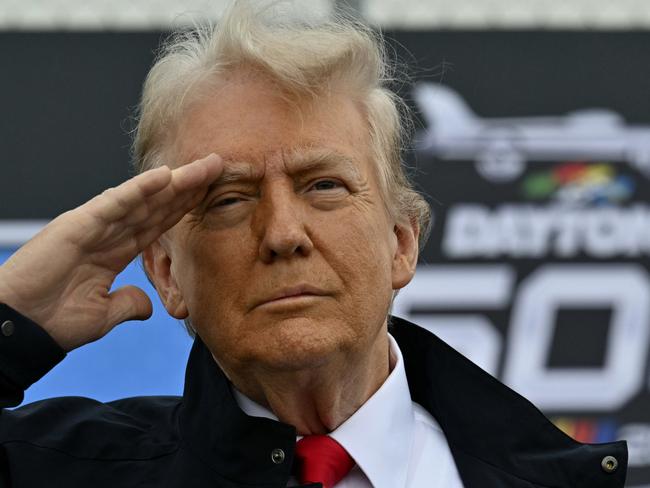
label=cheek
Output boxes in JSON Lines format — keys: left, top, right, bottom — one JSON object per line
{"left": 344, "top": 205, "right": 394, "bottom": 265}
{"left": 175, "top": 227, "right": 255, "bottom": 324}
{"left": 315, "top": 208, "right": 395, "bottom": 304}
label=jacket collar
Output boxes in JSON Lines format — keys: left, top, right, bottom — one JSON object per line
{"left": 388, "top": 315, "right": 628, "bottom": 488}
{"left": 178, "top": 336, "right": 296, "bottom": 486}
{"left": 178, "top": 316, "right": 628, "bottom": 488}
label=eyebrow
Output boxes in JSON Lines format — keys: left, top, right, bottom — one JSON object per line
{"left": 284, "top": 148, "right": 363, "bottom": 180}
{"left": 212, "top": 162, "right": 262, "bottom": 186}
{"left": 206, "top": 148, "right": 363, "bottom": 191}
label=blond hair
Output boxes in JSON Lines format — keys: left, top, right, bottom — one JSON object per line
{"left": 132, "top": 0, "right": 431, "bottom": 244}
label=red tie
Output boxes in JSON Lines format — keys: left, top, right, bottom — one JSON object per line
{"left": 294, "top": 435, "right": 355, "bottom": 488}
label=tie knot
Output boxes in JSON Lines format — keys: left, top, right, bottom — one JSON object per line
{"left": 294, "top": 435, "right": 355, "bottom": 488}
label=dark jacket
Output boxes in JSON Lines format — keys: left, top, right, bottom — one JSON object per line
{"left": 0, "top": 305, "right": 628, "bottom": 487}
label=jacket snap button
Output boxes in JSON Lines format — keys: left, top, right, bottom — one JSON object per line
{"left": 601, "top": 455, "right": 618, "bottom": 473}
{"left": 271, "top": 448, "right": 285, "bottom": 464}
{"left": 1, "top": 320, "right": 15, "bottom": 337}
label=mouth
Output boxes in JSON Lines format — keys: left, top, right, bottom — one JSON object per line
{"left": 254, "top": 285, "right": 329, "bottom": 309}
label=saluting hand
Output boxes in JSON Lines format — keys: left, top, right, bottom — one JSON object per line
{"left": 0, "top": 154, "right": 222, "bottom": 351}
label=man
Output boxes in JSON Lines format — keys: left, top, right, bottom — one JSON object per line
{"left": 0, "top": 2, "right": 627, "bottom": 487}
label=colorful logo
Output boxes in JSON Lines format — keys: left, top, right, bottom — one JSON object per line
{"left": 552, "top": 417, "right": 619, "bottom": 444}
{"left": 521, "top": 162, "right": 635, "bottom": 205}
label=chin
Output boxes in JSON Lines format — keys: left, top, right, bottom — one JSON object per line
{"left": 242, "top": 315, "right": 355, "bottom": 371}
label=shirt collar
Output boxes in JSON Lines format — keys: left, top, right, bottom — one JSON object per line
{"left": 233, "top": 333, "right": 415, "bottom": 488}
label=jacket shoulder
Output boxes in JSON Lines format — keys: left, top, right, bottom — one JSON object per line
{"left": 390, "top": 316, "right": 628, "bottom": 488}
{"left": 0, "top": 395, "right": 181, "bottom": 460}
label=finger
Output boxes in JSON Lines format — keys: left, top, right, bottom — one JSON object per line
{"left": 126, "top": 153, "right": 222, "bottom": 226}
{"left": 168, "top": 153, "right": 223, "bottom": 193}
{"left": 137, "top": 199, "right": 203, "bottom": 248}
{"left": 132, "top": 165, "right": 174, "bottom": 197}
{"left": 105, "top": 285, "right": 153, "bottom": 331}
{"left": 71, "top": 154, "right": 222, "bottom": 254}
{"left": 122, "top": 154, "right": 223, "bottom": 234}
{"left": 89, "top": 166, "right": 172, "bottom": 222}
{"left": 91, "top": 154, "right": 221, "bottom": 224}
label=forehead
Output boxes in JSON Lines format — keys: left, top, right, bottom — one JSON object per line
{"left": 206, "top": 148, "right": 365, "bottom": 191}
{"left": 170, "top": 69, "right": 372, "bottom": 172}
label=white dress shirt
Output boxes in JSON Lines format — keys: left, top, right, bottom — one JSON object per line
{"left": 233, "top": 334, "right": 465, "bottom": 488}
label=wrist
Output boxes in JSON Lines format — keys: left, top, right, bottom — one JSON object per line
{"left": 0, "top": 273, "right": 16, "bottom": 309}
{"left": 0, "top": 268, "right": 19, "bottom": 310}
{"left": 0, "top": 267, "right": 34, "bottom": 326}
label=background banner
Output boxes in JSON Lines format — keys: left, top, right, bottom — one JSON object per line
{"left": 389, "top": 31, "right": 650, "bottom": 486}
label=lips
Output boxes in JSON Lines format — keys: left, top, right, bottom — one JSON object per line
{"left": 253, "top": 284, "right": 329, "bottom": 309}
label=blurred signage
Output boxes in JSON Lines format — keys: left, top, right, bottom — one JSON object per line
{"left": 394, "top": 83, "right": 650, "bottom": 485}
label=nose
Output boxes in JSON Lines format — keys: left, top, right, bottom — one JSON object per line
{"left": 256, "top": 187, "right": 314, "bottom": 263}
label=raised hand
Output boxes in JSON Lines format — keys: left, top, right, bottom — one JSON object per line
{"left": 0, "top": 154, "right": 222, "bottom": 351}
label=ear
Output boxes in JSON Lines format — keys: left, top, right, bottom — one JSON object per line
{"left": 142, "top": 239, "right": 189, "bottom": 319}
{"left": 391, "top": 217, "right": 419, "bottom": 290}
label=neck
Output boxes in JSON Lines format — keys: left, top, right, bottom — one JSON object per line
{"left": 225, "top": 328, "right": 391, "bottom": 435}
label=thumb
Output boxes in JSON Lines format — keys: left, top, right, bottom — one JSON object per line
{"left": 106, "top": 285, "right": 153, "bottom": 331}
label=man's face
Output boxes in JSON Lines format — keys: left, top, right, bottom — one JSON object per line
{"left": 147, "top": 70, "right": 417, "bottom": 374}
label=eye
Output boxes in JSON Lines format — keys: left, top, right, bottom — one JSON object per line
{"left": 212, "top": 196, "right": 245, "bottom": 207}
{"left": 309, "top": 179, "right": 344, "bottom": 191}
